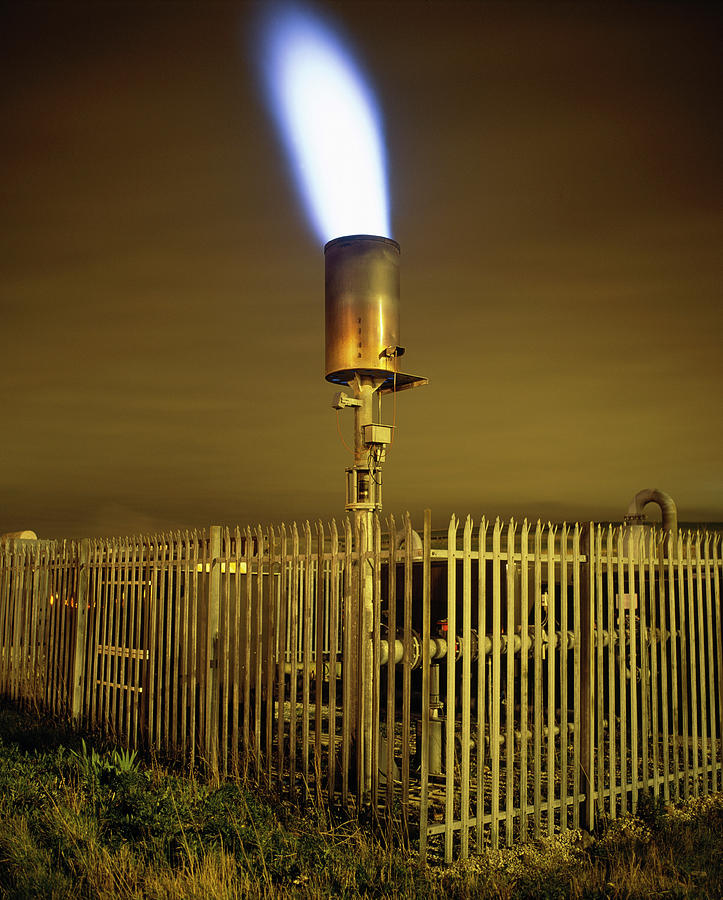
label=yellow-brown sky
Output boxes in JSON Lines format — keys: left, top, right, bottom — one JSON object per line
{"left": 2, "top": 1, "right": 721, "bottom": 538}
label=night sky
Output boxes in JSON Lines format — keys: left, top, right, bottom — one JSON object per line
{"left": 2, "top": 1, "right": 722, "bottom": 539}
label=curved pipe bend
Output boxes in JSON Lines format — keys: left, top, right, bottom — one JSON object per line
{"left": 625, "top": 488, "right": 678, "bottom": 535}
{"left": 394, "top": 528, "right": 423, "bottom": 552}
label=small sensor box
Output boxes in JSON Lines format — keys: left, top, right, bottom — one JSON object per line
{"left": 363, "top": 424, "right": 393, "bottom": 445}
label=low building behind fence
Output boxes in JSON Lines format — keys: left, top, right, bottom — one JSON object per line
{"left": 1, "top": 513, "right": 721, "bottom": 862}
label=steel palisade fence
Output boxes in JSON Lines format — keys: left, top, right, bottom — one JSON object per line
{"left": 0, "top": 513, "right": 721, "bottom": 863}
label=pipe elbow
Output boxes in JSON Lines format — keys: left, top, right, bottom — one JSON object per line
{"left": 1, "top": 530, "right": 38, "bottom": 541}
{"left": 625, "top": 489, "right": 678, "bottom": 535}
{"left": 394, "top": 528, "right": 423, "bottom": 552}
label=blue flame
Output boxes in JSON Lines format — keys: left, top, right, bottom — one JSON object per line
{"left": 257, "top": 3, "right": 390, "bottom": 244}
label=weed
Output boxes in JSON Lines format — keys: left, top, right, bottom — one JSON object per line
{"left": 71, "top": 738, "right": 140, "bottom": 783}
{"left": 111, "top": 746, "right": 140, "bottom": 775}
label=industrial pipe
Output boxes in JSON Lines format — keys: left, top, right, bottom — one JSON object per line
{"left": 394, "top": 529, "right": 423, "bottom": 552}
{"left": 625, "top": 488, "right": 678, "bottom": 534}
{"left": 456, "top": 721, "right": 575, "bottom": 753}
{"left": 378, "top": 629, "right": 577, "bottom": 667}
{"left": 378, "top": 635, "right": 447, "bottom": 668}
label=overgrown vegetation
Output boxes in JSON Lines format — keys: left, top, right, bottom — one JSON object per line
{"left": 0, "top": 704, "right": 721, "bottom": 898}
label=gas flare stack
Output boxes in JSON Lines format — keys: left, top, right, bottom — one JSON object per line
{"left": 325, "top": 234, "right": 427, "bottom": 519}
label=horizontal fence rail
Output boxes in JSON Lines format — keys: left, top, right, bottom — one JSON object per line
{"left": 1, "top": 516, "right": 721, "bottom": 863}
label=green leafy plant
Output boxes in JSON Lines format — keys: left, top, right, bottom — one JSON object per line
{"left": 71, "top": 739, "right": 140, "bottom": 781}
{"left": 71, "top": 738, "right": 107, "bottom": 781}
{"left": 109, "top": 746, "right": 139, "bottom": 775}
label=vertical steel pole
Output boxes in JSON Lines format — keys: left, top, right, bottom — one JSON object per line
{"left": 351, "top": 376, "right": 378, "bottom": 798}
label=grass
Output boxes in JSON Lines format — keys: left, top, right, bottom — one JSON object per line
{"left": 0, "top": 703, "right": 721, "bottom": 898}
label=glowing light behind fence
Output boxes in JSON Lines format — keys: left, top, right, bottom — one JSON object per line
{"left": 258, "top": 3, "right": 390, "bottom": 244}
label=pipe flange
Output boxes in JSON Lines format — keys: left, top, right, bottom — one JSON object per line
{"left": 469, "top": 629, "right": 479, "bottom": 661}
{"left": 410, "top": 631, "right": 422, "bottom": 670}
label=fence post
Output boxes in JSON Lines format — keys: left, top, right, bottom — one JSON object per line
{"left": 580, "top": 524, "right": 596, "bottom": 831}
{"left": 9, "top": 546, "right": 26, "bottom": 702}
{"left": 205, "top": 526, "right": 222, "bottom": 778}
{"left": 70, "top": 539, "right": 91, "bottom": 722}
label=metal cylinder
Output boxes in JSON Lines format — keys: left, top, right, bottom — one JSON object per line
{"left": 325, "top": 234, "right": 401, "bottom": 384}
